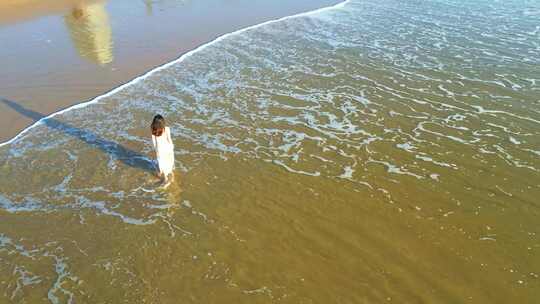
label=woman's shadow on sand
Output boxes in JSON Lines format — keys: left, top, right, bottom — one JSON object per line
{"left": 1, "top": 98, "right": 155, "bottom": 173}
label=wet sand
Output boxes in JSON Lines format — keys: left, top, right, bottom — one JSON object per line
{"left": 1, "top": 0, "right": 539, "bottom": 301}
{"left": 0, "top": 0, "right": 340, "bottom": 143}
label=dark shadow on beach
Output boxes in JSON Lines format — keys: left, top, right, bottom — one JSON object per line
{"left": 1, "top": 98, "right": 155, "bottom": 172}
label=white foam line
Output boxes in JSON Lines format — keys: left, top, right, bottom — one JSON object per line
{"left": 472, "top": 105, "right": 540, "bottom": 125}
{"left": 0, "top": 0, "right": 350, "bottom": 149}
{"left": 273, "top": 160, "right": 321, "bottom": 177}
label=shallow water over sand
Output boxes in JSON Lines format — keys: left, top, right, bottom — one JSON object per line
{"left": 1, "top": 0, "right": 539, "bottom": 302}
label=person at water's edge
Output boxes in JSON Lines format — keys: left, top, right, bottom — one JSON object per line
{"left": 151, "top": 114, "right": 175, "bottom": 186}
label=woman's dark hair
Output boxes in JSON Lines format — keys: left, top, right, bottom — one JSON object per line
{"left": 151, "top": 114, "right": 166, "bottom": 136}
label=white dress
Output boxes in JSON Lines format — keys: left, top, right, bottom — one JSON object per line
{"left": 152, "top": 127, "right": 175, "bottom": 176}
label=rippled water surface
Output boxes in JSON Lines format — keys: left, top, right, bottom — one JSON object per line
{"left": 1, "top": 0, "right": 539, "bottom": 302}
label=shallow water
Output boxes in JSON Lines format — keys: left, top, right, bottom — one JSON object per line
{"left": 1, "top": 0, "right": 539, "bottom": 302}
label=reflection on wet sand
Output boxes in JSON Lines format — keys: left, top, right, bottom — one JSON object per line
{"left": 0, "top": 0, "right": 100, "bottom": 25}
{"left": 64, "top": 1, "right": 113, "bottom": 65}
{"left": 0, "top": 0, "right": 113, "bottom": 65}
{"left": 144, "top": 0, "right": 153, "bottom": 15}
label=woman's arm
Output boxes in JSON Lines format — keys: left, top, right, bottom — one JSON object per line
{"left": 152, "top": 134, "right": 162, "bottom": 175}
{"left": 152, "top": 134, "right": 159, "bottom": 157}
{"left": 166, "top": 127, "right": 173, "bottom": 146}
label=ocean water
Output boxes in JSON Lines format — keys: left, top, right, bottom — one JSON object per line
{"left": 1, "top": 0, "right": 539, "bottom": 302}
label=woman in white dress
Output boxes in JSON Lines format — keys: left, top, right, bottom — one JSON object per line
{"left": 151, "top": 114, "right": 175, "bottom": 184}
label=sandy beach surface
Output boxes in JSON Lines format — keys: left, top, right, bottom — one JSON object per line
{"left": 1, "top": 0, "right": 539, "bottom": 302}
{"left": 0, "top": 0, "right": 339, "bottom": 143}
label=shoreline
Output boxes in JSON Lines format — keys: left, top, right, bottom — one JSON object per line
{"left": 0, "top": 0, "right": 343, "bottom": 145}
